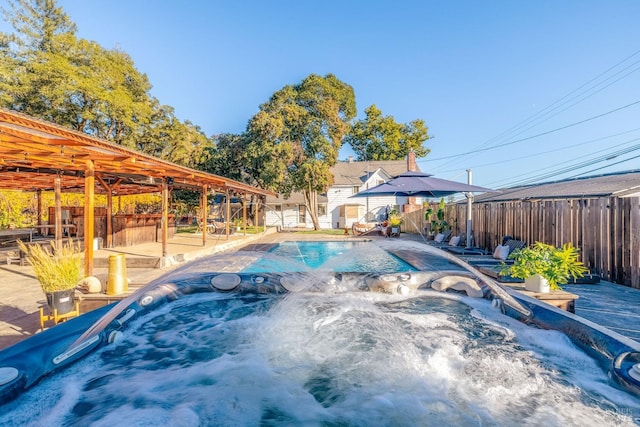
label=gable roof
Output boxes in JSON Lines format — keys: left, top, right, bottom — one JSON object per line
{"left": 266, "top": 192, "right": 328, "bottom": 205}
{"left": 330, "top": 159, "right": 414, "bottom": 186}
{"left": 474, "top": 170, "right": 640, "bottom": 203}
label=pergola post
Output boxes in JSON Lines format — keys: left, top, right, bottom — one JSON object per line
{"left": 161, "top": 179, "right": 169, "bottom": 258}
{"left": 243, "top": 192, "right": 247, "bottom": 236}
{"left": 54, "top": 175, "right": 62, "bottom": 251}
{"left": 225, "top": 188, "right": 231, "bottom": 240}
{"left": 201, "top": 184, "right": 207, "bottom": 246}
{"left": 263, "top": 196, "right": 267, "bottom": 232}
{"left": 96, "top": 175, "right": 115, "bottom": 249}
{"left": 258, "top": 196, "right": 267, "bottom": 232}
{"left": 84, "top": 160, "right": 95, "bottom": 277}
{"left": 36, "top": 189, "right": 42, "bottom": 227}
{"left": 105, "top": 191, "right": 113, "bottom": 248}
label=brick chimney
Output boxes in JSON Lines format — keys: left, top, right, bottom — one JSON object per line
{"left": 348, "top": 155, "right": 354, "bottom": 163}
{"left": 405, "top": 150, "right": 420, "bottom": 211}
{"left": 407, "top": 150, "right": 417, "bottom": 171}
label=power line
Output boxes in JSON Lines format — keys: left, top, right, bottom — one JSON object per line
{"left": 426, "top": 49, "right": 640, "bottom": 170}
{"left": 435, "top": 128, "right": 640, "bottom": 177}
{"left": 498, "top": 142, "right": 640, "bottom": 187}
{"left": 420, "top": 100, "right": 640, "bottom": 162}
{"left": 489, "top": 63, "right": 640, "bottom": 148}
{"left": 475, "top": 51, "right": 640, "bottom": 150}
{"left": 567, "top": 152, "right": 640, "bottom": 179}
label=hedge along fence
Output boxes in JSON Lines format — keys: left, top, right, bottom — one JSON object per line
{"left": 403, "top": 197, "right": 640, "bottom": 289}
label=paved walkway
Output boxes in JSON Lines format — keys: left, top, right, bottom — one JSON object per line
{"left": 1, "top": 231, "right": 639, "bottom": 351}
{"left": 0, "top": 230, "right": 273, "bottom": 350}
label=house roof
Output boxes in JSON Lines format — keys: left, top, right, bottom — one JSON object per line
{"left": 330, "top": 159, "right": 415, "bottom": 186}
{"left": 266, "top": 192, "right": 328, "bottom": 205}
{"left": 473, "top": 170, "right": 640, "bottom": 203}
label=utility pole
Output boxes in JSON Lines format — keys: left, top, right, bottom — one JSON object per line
{"left": 466, "top": 169, "right": 473, "bottom": 249}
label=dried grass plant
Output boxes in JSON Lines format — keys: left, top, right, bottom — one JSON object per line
{"left": 17, "top": 240, "right": 83, "bottom": 293}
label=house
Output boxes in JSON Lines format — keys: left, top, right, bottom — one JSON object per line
{"left": 265, "top": 152, "right": 424, "bottom": 229}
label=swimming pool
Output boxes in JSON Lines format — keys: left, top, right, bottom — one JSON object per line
{"left": 0, "top": 240, "right": 639, "bottom": 425}
{"left": 243, "top": 240, "right": 417, "bottom": 272}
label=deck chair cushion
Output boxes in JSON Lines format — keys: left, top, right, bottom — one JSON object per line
{"left": 434, "top": 233, "right": 445, "bottom": 243}
{"left": 493, "top": 245, "right": 510, "bottom": 260}
{"left": 449, "top": 236, "right": 461, "bottom": 246}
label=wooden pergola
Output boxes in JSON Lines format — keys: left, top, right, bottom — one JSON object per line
{"left": 0, "top": 108, "right": 273, "bottom": 276}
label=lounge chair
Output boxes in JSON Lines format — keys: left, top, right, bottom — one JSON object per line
{"left": 351, "top": 222, "right": 378, "bottom": 236}
{"left": 438, "top": 234, "right": 467, "bottom": 252}
{"left": 426, "top": 230, "right": 452, "bottom": 246}
{"left": 445, "top": 235, "right": 488, "bottom": 255}
{"left": 461, "top": 238, "right": 527, "bottom": 266}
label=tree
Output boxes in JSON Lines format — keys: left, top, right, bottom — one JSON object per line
{"left": 344, "top": 104, "right": 430, "bottom": 161}
{"left": 3, "top": 0, "right": 76, "bottom": 53}
{"left": 1, "top": 0, "right": 215, "bottom": 165}
{"left": 137, "top": 103, "right": 211, "bottom": 167}
{"left": 1, "top": 0, "right": 156, "bottom": 147}
{"left": 0, "top": 33, "right": 18, "bottom": 106}
{"left": 245, "top": 74, "right": 356, "bottom": 229}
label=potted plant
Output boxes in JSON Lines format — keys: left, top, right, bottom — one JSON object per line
{"left": 233, "top": 217, "right": 242, "bottom": 232}
{"left": 18, "top": 239, "right": 83, "bottom": 314}
{"left": 388, "top": 213, "right": 403, "bottom": 235}
{"left": 501, "top": 242, "right": 587, "bottom": 292}
{"left": 424, "top": 198, "right": 449, "bottom": 237}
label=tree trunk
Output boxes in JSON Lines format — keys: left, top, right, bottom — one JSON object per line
{"left": 303, "top": 189, "right": 320, "bottom": 230}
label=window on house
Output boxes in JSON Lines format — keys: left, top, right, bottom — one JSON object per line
{"left": 298, "top": 205, "right": 306, "bottom": 224}
{"left": 274, "top": 205, "right": 282, "bottom": 212}
{"left": 353, "top": 186, "right": 360, "bottom": 194}
{"left": 377, "top": 180, "right": 384, "bottom": 185}
{"left": 318, "top": 204, "right": 327, "bottom": 216}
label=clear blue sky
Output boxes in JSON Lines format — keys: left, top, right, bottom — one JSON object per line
{"left": 3, "top": 1, "right": 640, "bottom": 189}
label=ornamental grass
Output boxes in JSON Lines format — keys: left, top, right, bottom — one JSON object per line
{"left": 17, "top": 240, "right": 83, "bottom": 293}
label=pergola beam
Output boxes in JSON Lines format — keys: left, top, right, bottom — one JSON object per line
{"left": 0, "top": 108, "right": 274, "bottom": 274}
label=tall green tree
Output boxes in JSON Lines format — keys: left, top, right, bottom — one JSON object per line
{"left": 344, "top": 104, "right": 430, "bottom": 161}
{"left": 0, "top": 33, "right": 17, "bottom": 106}
{"left": 1, "top": 0, "right": 155, "bottom": 147}
{"left": 3, "top": 0, "right": 76, "bottom": 52}
{"left": 0, "top": 0, "right": 204, "bottom": 158}
{"left": 137, "top": 103, "right": 211, "bottom": 168}
{"left": 245, "top": 74, "right": 356, "bottom": 229}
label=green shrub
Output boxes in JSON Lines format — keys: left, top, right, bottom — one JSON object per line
{"left": 502, "top": 242, "right": 587, "bottom": 290}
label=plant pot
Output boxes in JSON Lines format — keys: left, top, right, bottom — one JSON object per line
{"left": 45, "top": 289, "right": 76, "bottom": 314}
{"left": 524, "top": 274, "right": 550, "bottom": 293}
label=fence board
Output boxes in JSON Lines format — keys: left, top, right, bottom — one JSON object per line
{"left": 407, "top": 196, "right": 639, "bottom": 289}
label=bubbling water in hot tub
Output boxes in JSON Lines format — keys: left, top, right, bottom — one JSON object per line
{"left": 0, "top": 241, "right": 639, "bottom": 426}
{"left": 1, "top": 269, "right": 638, "bottom": 426}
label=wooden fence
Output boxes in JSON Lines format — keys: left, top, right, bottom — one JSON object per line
{"left": 403, "top": 197, "right": 640, "bottom": 289}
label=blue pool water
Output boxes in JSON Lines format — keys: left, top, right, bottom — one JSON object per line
{"left": 243, "top": 241, "right": 417, "bottom": 273}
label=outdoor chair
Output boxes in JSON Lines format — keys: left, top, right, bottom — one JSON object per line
{"left": 445, "top": 234, "right": 491, "bottom": 256}
{"left": 351, "top": 222, "right": 378, "bottom": 236}
{"left": 463, "top": 238, "right": 527, "bottom": 266}
{"left": 426, "top": 229, "right": 452, "bottom": 247}
{"left": 439, "top": 234, "right": 466, "bottom": 252}
{"left": 6, "top": 250, "right": 23, "bottom": 266}
{"left": 212, "top": 221, "right": 228, "bottom": 234}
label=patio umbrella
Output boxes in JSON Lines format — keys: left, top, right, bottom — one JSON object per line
{"left": 351, "top": 171, "right": 494, "bottom": 248}
{"left": 350, "top": 171, "right": 493, "bottom": 198}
